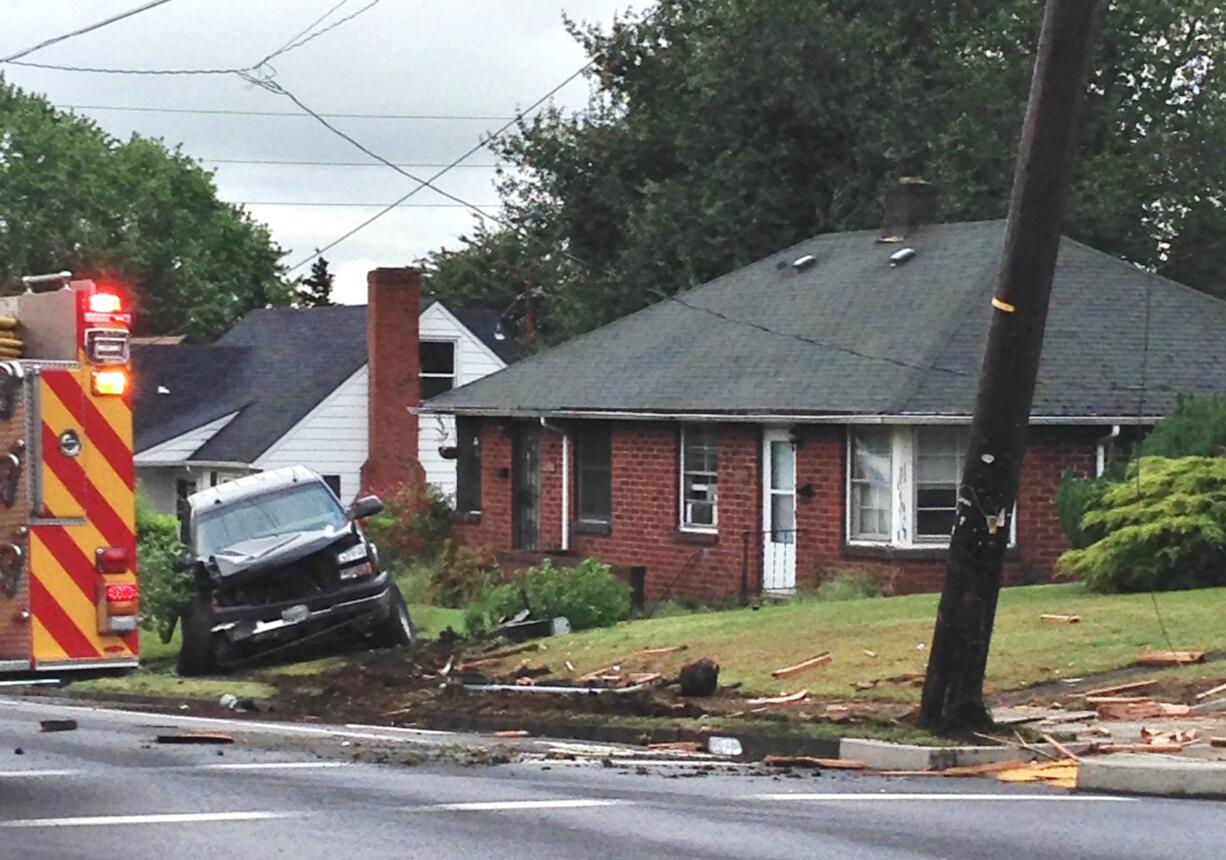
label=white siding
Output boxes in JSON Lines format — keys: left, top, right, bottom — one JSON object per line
{"left": 418, "top": 303, "right": 507, "bottom": 499}
{"left": 254, "top": 365, "right": 369, "bottom": 502}
{"left": 137, "top": 465, "right": 251, "bottom": 517}
{"left": 135, "top": 412, "right": 239, "bottom": 464}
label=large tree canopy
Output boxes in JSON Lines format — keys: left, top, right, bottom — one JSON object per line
{"left": 424, "top": 0, "right": 1226, "bottom": 345}
{"left": 0, "top": 78, "right": 291, "bottom": 339}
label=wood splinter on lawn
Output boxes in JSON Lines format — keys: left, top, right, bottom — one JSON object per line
{"left": 1039, "top": 614, "right": 1081, "bottom": 624}
{"left": 1083, "top": 679, "right": 1157, "bottom": 698}
{"left": 747, "top": 689, "right": 809, "bottom": 705}
{"left": 770, "top": 652, "right": 832, "bottom": 680}
{"left": 1195, "top": 681, "right": 1226, "bottom": 701}
{"left": 1041, "top": 733, "right": 1081, "bottom": 762}
{"left": 1134, "top": 650, "right": 1204, "bottom": 667}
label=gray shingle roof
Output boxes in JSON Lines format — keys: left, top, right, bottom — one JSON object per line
{"left": 135, "top": 299, "right": 513, "bottom": 462}
{"left": 424, "top": 220, "right": 1226, "bottom": 421}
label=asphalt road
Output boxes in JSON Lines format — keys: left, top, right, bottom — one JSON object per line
{"left": 2, "top": 696, "right": 1224, "bottom": 860}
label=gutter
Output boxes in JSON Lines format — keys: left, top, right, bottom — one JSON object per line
{"left": 414, "top": 407, "right": 1163, "bottom": 427}
{"left": 538, "top": 417, "right": 570, "bottom": 552}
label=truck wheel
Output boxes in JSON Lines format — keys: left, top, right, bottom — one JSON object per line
{"left": 177, "top": 597, "right": 216, "bottom": 676}
{"left": 380, "top": 589, "right": 416, "bottom": 649}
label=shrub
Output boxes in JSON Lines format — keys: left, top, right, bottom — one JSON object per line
{"left": 1058, "top": 456, "right": 1226, "bottom": 592}
{"left": 135, "top": 496, "right": 193, "bottom": 644}
{"left": 362, "top": 476, "right": 452, "bottom": 573}
{"left": 465, "top": 558, "right": 631, "bottom": 633}
{"left": 1140, "top": 395, "right": 1226, "bottom": 459}
{"left": 812, "top": 569, "right": 883, "bottom": 602}
{"left": 1056, "top": 470, "right": 1116, "bottom": 550}
{"left": 427, "top": 540, "right": 498, "bottom": 608}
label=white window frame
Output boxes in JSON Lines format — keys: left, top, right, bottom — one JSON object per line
{"left": 679, "top": 424, "right": 719, "bottom": 533}
{"left": 420, "top": 338, "right": 459, "bottom": 399}
{"left": 845, "top": 426, "right": 1017, "bottom": 549}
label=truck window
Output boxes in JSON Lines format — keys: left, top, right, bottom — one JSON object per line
{"left": 194, "top": 483, "right": 348, "bottom": 557}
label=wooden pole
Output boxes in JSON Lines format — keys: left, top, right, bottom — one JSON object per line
{"left": 920, "top": 0, "right": 1102, "bottom": 731}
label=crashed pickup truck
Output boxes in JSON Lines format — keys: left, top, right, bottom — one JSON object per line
{"left": 176, "top": 465, "right": 415, "bottom": 675}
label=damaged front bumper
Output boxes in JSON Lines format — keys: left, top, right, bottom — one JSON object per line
{"left": 211, "top": 574, "right": 393, "bottom": 644}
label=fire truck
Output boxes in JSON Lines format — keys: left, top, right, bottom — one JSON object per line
{"left": 0, "top": 273, "right": 138, "bottom": 674}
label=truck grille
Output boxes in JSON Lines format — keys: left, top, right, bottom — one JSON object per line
{"left": 215, "top": 549, "right": 340, "bottom": 607}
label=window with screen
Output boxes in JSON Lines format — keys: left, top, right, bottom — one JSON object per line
{"left": 680, "top": 425, "right": 718, "bottom": 530}
{"left": 420, "top": 341, "right": 456, "bottom": 400}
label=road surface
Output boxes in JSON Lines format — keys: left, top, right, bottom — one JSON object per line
{"left": 1, "top": 695, "right": 1223, "bottom": 859}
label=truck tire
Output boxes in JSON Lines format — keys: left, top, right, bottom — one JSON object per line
{"left": 177, "top": 597, "right": 216, "bottom": 676}
{"left": 380, "top": 589, "right": 416, "bottom": 649}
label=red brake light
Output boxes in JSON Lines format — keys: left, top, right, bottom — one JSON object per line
{"left": 88, "top": 292, "right": 123, "bottom": 314}
{"left": 105, "top": 583, "right": 138, "bottom": 603}
{"left": 96, "top": 547, "right": 129, "bottom": 573}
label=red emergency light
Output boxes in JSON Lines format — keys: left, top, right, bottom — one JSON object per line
{"left": 96, "top": 546, "right": 130, "bottom": 573}
{"left": 88, "top": 292, "right": 124, "bottom": 315}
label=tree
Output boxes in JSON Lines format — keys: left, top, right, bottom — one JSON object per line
{"left": 298, "top": 254, "right": 335, "bottom": 308}
{"left": 423, "top": 0, "right": 1226, "bottom": 345}
{"left": 0, "top": 77, "right": 293, "bottom": 340}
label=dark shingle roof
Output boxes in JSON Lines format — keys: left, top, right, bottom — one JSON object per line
{"left": 135, "top": 300, "right": 511, "bottom": 461}
{"left": 425, "top": 220, "right": 1226, "bottom": 420}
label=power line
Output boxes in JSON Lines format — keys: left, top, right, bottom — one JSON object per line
{"left": 257, "top": 0, "right": 351, "bottom": 66}
{"left": 199, "top": 158, "right": 498, "bottom": 168}
{"left": 277, "top": 60, "right": 596, "bottom": 273}
{"left": 59, "top": 104, "right": 515, "bottom": 121}
{"left": 236, "top": 201, "right": 502, "bottom": 208}
{"left": 1, "top": 0, "right": 178, "bottom": 63}
{"left": 256, "top": 0, "right": 384, "bottom": 68}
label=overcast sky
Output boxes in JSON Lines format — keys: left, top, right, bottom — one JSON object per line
{"left": 2, "top": 0, "right": 648, "bottom": 303}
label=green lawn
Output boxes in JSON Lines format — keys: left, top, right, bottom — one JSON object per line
{"left": 514, "top": 583, "right": 1226, "bottom": 700}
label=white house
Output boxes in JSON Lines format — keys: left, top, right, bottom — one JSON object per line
{"left": 133, "top": 285, "right": 510, "bottom": 518}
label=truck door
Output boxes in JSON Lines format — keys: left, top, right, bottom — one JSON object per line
{"left": 0, "top": 365, "right": 31, "bottom": 669}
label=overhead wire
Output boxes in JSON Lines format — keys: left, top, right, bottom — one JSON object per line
{"left": 198, "top": 158, "right": 498, "bottom": 168}
{"left": 0, "top": 0, "right": 178, "bottom": 63}
{"left": 255, "top": 0, "right": 384, "bottom": 69}
{"left": 57, "top": 104, "right": 514, "bottom": 120}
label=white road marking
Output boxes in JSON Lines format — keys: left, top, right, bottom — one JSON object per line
{"left": 756, "top": 793, "right": 1136, "bottom": 803}
{"left": 0, "top": 769, "right": 81, "bottom": 778}
{"left": 0, "top": 811, "right": 299, "bottom": 829}
{"left": 424, "top": 799, "right": 629, "bottom": 812}
{"left": 193, "top": 762, "right": 348, "bottom": 772}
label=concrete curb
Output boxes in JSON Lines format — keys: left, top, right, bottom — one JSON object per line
{"left": 1077, "top": 754, "right": 1226, "bottom": 799}
{"left": 838, "top": 737, "right": 1090, "bottom": 771}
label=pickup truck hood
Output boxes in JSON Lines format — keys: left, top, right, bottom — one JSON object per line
{"left": 209, "top": 527, "right": 347, "bottom": 578}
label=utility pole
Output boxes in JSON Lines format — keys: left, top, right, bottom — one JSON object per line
{"left": 920, "top": 0, "right": 1102, "bottom": 731}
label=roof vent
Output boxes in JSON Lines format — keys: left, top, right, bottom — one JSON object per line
{"left": 792, "top": 254, "right": 817, "bottom": 271}
{"left": 889, "top": 248, "right": 916, "bottom": 267}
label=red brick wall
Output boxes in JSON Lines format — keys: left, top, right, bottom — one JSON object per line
{"left": 452, "top": 419, "right": 1100, "bottom": 600}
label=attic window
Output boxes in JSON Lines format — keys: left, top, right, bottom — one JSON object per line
{"left": 420, "top": 340, "right": 456, "bottom": 400}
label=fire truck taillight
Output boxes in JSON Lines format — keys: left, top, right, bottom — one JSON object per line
{"left": 98, "top": 582, "right": 139, "bottom": 634}
{"left": 88, "top": 292, "right": 124, "bottom": 315}
{"left": 96, "top": 546, "right": 130, "bottom": 573}
{"left": 91, "top": 368, "right": 128, "bottom": 396}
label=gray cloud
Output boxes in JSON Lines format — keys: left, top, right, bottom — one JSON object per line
{"left": 3, "top": 0, "right": 647, "bottom": 303}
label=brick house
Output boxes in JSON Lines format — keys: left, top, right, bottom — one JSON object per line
{"left": 421, "top": 219, "right": 1226, "bottom": 601}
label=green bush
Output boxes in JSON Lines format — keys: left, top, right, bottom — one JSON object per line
{"left": 427, "top": 540, "right": 499, "bottom": 608}
{"left": 362, "top": 476, "right": 452, "bottom": 573}
{"left": 1056, "top": 470, "right": 1117, "bottom": 550}
{"left": 465, "top": 558, "right": 631, "bottom": 633}
{"left": 135, "top": 495, "right": 193, "bottom": 644}
{"left": 813, "top": 569, "right": 883, "bottom": 602}
{"left": 1140, "top": 395, "right": 1226, "bottom": 459}
{"left": 1058, "top": 456, "right": 1226, "bottom": 592}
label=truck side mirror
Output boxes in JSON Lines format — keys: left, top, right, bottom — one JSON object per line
{"left": 349, "top": 495, "right": 383, "bottom": 520}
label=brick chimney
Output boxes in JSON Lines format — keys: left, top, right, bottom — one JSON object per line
{"left": 881, "top": 177, "right": 937, "bottom": 240}
{"left": 360, "top": 267, "right": 425, "bottom": 498}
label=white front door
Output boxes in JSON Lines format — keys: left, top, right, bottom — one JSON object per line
{"left": 762, "top": 429, "right": 797, "bottom": 592}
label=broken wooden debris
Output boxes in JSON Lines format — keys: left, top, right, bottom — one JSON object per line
{"left": 1083, "top": 679, "right": 1157, "bottom": 698}
{"left": 39, "top": 719, "right": 77, "bottom": 732}
{"left": 155, "top": 732, "right": 234, "bottom": 745}
{"left": 460, "top": 642, "right": 540, "bottom": 669}
{"left": 1195, "top": 680, "right": 1226, "bottom": 701}
{"left": 1099, "top": 743, "right": 1185, "bottom": 754}
{"left": 1039, "top": 614, "right": 1081, "bottom": 624}
{"left": 647, "top": 741, "right": 703, "bottom": 753}
{"left": 1140, "top": 727, "right": 1199, "bottom": 745}
{"left": 862, "top": 649, "right": 878, "bottom": 658}
{"left": 1085, "top": 695, "right": 1154, "bottom": 705}
{"left": 1096, "top": 701, "right": 1192, "bottom": 720}
{"left": 747, "top": 689, "right": 809, "bottom": 706}
{"left": 770, "top": 652, "right": 832, "bottom": 680}
{"left": 941, "top": 760, "right": 1029, "bottom": 777}
{"left": 762, "top": 755, "right": 866, "bottom": 770}
{"left": 1134, "top": 650, "right": 1204, "bottom": 667}
{"left": 1209, "top": 737, "right": 1226, "bottom": 749}
{"left": 491, "top": 730, "right": 530, "bottom": 738}
{"left": 1041, "top": 732, "right": 1081, "bottom": 762}
{"left": 380, "top": 705, "right": 414, "bottom": 719}
{"left": 637, "top": 645, "right": 687, "bottom": 656}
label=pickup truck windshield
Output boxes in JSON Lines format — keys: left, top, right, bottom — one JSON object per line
{"left": 194, "top": 483, "right": 348, "bottom": 558}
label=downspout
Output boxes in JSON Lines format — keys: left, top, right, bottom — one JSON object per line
{"left": 539, "top": 417, "right": 570, "bottom": 552}
{"left": 1096, "top": 424, "right": 1121, "bottom": 477}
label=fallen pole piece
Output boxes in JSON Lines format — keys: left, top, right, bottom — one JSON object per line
{"left": 770, "top": 652, "right": 833, "bottom": 680}
{"left": 762, "top": 755, "right": 866, "bottom": 770}
{"left": 1041, "top": 733, "right": 1081, "bottom": 762}
{"left": 1039, "top": 614, "right": 1080, "bottom": 624}
{"left": 1085, "top": 695, "right": 1154, "bottom": 705}
{"left": 747, "top": 689, "right": 809, "bottom": 705}
{"left": 1083, "top": 679, "right": 1157, "bottom": 698}
{"left": 39, "top": 719, "right": 77, "bottom": 733}
{"left": 155, "top": 732, "right": 234, "bottom": 745}
{"left": 1134, "top": 650, "right": 1204, "bottom": 667}
{"left": 1195, "top": 680, "right": 1226, "bottom": 701}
